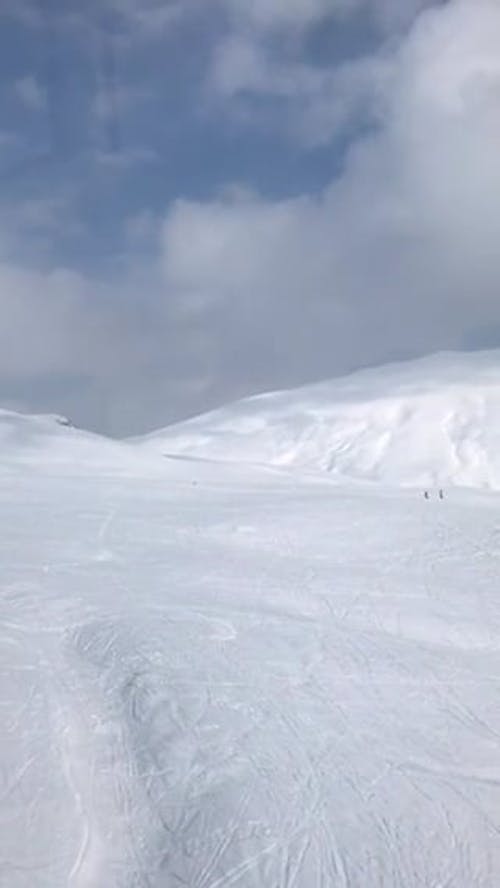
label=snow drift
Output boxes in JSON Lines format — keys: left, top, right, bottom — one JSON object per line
{"left": 134, "top": 351, "right": 500, "bottom": 489}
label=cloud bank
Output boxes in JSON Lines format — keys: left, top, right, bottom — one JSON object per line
{"left": 1, "top": 0, "right": 500, "bottom": 435}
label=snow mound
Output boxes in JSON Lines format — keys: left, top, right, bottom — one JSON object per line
{"left": 135, "top": 351, "right": 500, "bottom": 489}
{"left": 0, "top": 409, "right": 131, "bottom": 470}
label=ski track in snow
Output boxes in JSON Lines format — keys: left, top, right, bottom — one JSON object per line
{"left": 2, "top": 465, "right": 500, "bottom": 886}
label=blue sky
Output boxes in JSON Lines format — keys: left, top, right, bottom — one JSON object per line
{"left": 0, "top": 1, "right": 374, "bottom": 265}
{"left": 0, "top": 0, "right": 499, "bottom": 435}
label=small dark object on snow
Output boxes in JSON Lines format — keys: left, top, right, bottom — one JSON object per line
{"left": 424, "top": 490, "right": 430, "bottom": 500}
{"left": 439, "top": 489, "right": 444, "bottom": 500}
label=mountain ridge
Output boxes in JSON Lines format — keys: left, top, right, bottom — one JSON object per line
{"left": 132, "top": 350, "right": 500, "bottom": 489}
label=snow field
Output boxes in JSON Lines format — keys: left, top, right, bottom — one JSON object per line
{"left": 3, "top": 457, "right": 500, "bottom": 886}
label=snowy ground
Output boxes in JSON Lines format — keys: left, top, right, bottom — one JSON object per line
{"left": 3, "top": 452, "right": 500, "bottom": 887}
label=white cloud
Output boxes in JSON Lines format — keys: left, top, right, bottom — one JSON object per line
{"left": 0, "top": 265, "right": 95, "bottom": 378}
{"left": 210, "top": 33, "right": 390, "bottom": 145}
{"left": 370, "top": 0, "right": 441, "bottom": 31}
{"left": 14, "top": 75, "right": 46, "bottom": 111}
{"left": 107, "top": 0, "right": 341, "bottom": 38}
{"left": 91, "top": 84, "right": 148, "bottom": 122}
{"left": 161, "top": 0, "right": 500, "bottom": 387}
{"left": 2, "top": 0, "right": 500, "bottom": 437}
{"left": 0, "top": 1, "right": 40, "bottom": 27}
{"left": 0, "top": 256, "right": 176, "bottom": 435}
{"left": 94, "top": 147, "right": 158, "bottom": 169}
{"left": 224, "top": 0, "right": 342, "bottom": 32}
{"left": 221, "top": 0, "right": 436, "bottom": 34}
{"left": 207, "top": 0, "right": 444, "bottom": 145}
{"left": 124, "top": 209, "right": 160, "bottom": 245}
{"left": 104, "top": 0, "right": 199, "bottom": 38}
{"left": 207, "top": 0, "right": 433, "bottom": 149}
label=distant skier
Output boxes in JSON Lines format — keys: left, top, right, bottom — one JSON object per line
{"left": 438, "top": 488, "right": 444, "bottom": 500}
{"left": 424, "top": 490, "right": 430, "bottom": 500}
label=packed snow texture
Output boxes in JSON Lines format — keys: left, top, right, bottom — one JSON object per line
{"left": 3, "top": 387, "right": 500, "bottom": 886}
{"left": 136, "top": 350, "right": 500, "bottom": 489}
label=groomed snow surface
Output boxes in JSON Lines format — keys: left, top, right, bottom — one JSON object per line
{"left": 3, "top": 352, "right": 500, "bottom": 886}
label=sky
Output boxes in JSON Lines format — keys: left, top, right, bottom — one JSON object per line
{"left": 0, "top": 0, "right": 499, "bottom": 436}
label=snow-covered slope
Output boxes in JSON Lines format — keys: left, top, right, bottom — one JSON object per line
{"left": 135, "top": 350, "right": 500, "bottom": 489}
{"left": 0, "top": 408, "right": 139, "bottom": 473}
{"left": 4, "top": 380, "right": 500, "bottom": 886}
{"left": 4, "top": 456, "right": 500, "bottom": 887}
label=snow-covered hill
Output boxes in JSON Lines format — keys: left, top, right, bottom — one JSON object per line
{"left": 135, "top": 351, "right": 500, "bottom": 489}
{"left": 0, "top": 408, "right": 139, "bottom": 473}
